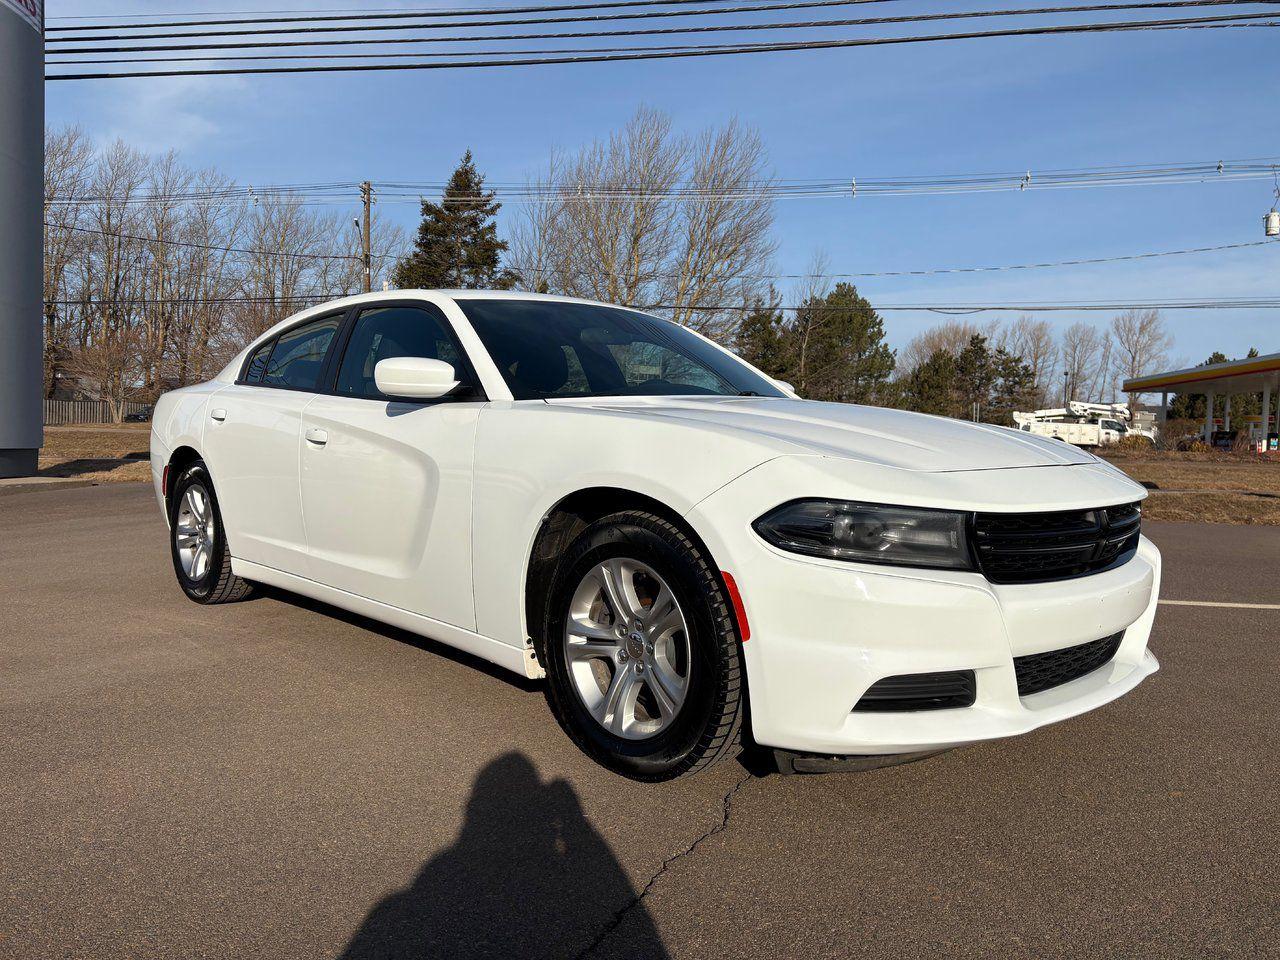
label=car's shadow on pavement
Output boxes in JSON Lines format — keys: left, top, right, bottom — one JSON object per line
{"left": 337, "top": 751, "right": 671, "bottom": 960}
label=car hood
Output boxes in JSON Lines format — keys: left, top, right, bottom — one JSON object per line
{"left": 550, "top": 396, "right": 1099, "bottom": 472}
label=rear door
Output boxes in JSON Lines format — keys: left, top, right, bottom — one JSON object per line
{"left": 203, "top": 311, "right": 344, "bottom": 575}
{"left": 299, "top": 301, "right": 485, "bottom": 631}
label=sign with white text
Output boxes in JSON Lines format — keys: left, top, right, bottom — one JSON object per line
{"left": 1, "top": 0, "right": 42, "bottom": 34}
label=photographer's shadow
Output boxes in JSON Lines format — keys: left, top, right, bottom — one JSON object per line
{"left": 339, "top": 752, "right": 669, "bottom": 960}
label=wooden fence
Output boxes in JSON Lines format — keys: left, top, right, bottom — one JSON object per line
{"left": 44, "top": 399, "right": 151, "bottom": 425}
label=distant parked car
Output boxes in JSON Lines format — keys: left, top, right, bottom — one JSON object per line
{"left": 150, "top": 291, "right": 1161, "bottom": 781}
{"left": 124, "top": 408, "right": 153, "bottom": 423}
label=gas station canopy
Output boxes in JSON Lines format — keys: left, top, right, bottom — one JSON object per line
{"left": 1123, "top": 351, "right": 1280, "bottom": 446}
{"left": 1123, "top": 351, "right": 1280, "bottom": 397}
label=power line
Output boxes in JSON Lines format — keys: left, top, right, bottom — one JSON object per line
{"left": 51, "top": 215, "right": 1278, "bottom": 280}
{"left": 42, "top": 156, "right": 1280, "bottom": 205}
{"left": 48, "top": 0, "right": 910, "bottom": 38}
{"left": 44, "top": 12, "right": 1280, "bottom": 80}
{"left": 52, "top": 218, "right": 1278, "bottom": 276}
{"left": 517, "top": 238, "right": 1280, "bottom": 280}
{"left": 47, "top": 0, "right": 1274, "bottom": 43}
{"left": 45, "top": 221, "right": 371, "bottom": 261}
{"left": 45, "top": 294, "right": 343, "bottom": 306}
{"left": 47, "top": 6, "right": 421, "bottom": 21}
{"left": 43, "top": 2, "right": 1280, "bottom": 56}
{"left": 55, "top": 41, "right": 752, "bottom": 67}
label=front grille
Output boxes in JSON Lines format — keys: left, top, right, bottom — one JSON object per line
{"left": 973, "top": 501, "right": 1141, "bottom": 584}
{"left": 1014, "top": 632, "right": 1124, "bottom": 697}
{"left": 853, "top": 670, "right": 976, "bottom": 712}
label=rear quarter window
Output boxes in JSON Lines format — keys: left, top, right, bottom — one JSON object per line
{"left": 243, "top": 340, "right": 273, "bottom": 383}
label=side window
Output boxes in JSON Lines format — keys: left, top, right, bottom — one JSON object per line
{"left": 261, "top": 315, "right": 342, "bottom": 391}
{"left": 243, "top": 340, "right": 273, "bottom": 383}
{"left": 335, "top": 304, "right": 472, "bottom": 400}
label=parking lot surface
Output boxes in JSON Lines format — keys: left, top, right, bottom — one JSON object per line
{"left": 2, "top": 484, "right": 1277, "bottom": 959}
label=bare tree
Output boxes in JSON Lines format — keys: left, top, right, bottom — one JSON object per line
{"left": 234, "top": 194, "right": 335, "bottom": 345}
{"left": 1111, "top": 308, "right": 1172, "bottom": 406}
{"left": 510, "top": 107, "right": 775, "bottom": 337}
{"left": 999, "top": 315, "right": 1058, "bottom": 405}
{"left": 163, "top": 168, "right": 247, "bottom": 385}
{"left": 139, "top": 150, "right": 194, "bottom": 397}
{"left": 899, "top": 319, "right": 994, "bottom": 373}
{"left": 1111, "top": 308, "right": 1171, "bottom": 380}
{"left": 786, "top": 250, "right": 831, "bottom": 393}
{"left": 42, "top": 126, "right": 411, "bottom": 418}
{"left": 65, "top": 139, "right": 152, "bottom": 421}
{"left": 1059, "top": 321, "right": 1104, "bottom": 402}
{"left": 1096, "top": 335, "right": 1116, "bottom": 402}
{"left": 43, "top": 125, "right": 94, "bottom": 396}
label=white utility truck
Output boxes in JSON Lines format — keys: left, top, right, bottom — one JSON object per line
{"left": 1012, "top": 401, "right": 1157, "bottom": 448}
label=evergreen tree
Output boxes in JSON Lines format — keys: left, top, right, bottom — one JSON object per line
{"left": 901, "top": 349, "right": 958, "bottom": 416}
{"left": 954, "top": 335, "right": 996, "bottom": 417}
{"left": 899, "top": 334, "right": 1036, "bottom": 423}
{"left": 989, "top": 348, "right": 1038, "bottom": 422}
{"left": 735, "top": 291, "right": 790, "bottom": 380}
{"left": 393, "top": 151, "right": 517, "bottom": 290}
{"left": 785, "top": 282, "right": 894, "bottom": 403}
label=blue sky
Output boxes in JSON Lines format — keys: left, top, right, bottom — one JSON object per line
{"left": 45, "top": 0, "right": 1280, "bottom": 367}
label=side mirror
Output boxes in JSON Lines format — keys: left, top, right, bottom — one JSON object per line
{"left": 374, "top": 357, "right": 460, "bottom": 400}
{"left": 773, "top": 379, "right": 796, "bottom": 394}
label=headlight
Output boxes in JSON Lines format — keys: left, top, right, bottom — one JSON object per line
{"left": 753, "top": 500, "right": 973, "bottom": 570}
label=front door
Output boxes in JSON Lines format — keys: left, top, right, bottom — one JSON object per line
{"left": 203, "top": 312, "right": 343, "bottom": 574}
{"left": 299, "top": 302, "right": 483, "bottom": 631}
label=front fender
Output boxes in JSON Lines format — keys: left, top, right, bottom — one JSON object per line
{"left": 470, "top": 401, "right": 777, "bottom": 653}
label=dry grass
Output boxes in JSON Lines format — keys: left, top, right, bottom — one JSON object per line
{"left": 39, "top": 423, "right": 151, "bottom": 485}
{"left": 1099, "top": 448, "right": 1280, "bottom": 525}
{"left": 42, "top": 423, "right": 151, "bottom": 458}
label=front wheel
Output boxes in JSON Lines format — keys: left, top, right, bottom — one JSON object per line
{"left": 168, "top": 460, "right": 254, "bottom": 604}
{"left": 539, "top": 510, "right": 745, "bottom": 781}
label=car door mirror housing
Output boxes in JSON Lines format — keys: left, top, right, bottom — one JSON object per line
{"left": 374, "top": 357, "right": 460, "bottom": 400}
{"left": 773, "top": 379, "right": 796, "bottom": 394}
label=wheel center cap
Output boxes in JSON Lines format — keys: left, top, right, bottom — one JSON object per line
{"left": 626, "top": 634, "right": 645, "bottom": 659}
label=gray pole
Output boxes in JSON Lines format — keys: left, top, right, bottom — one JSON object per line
{"left": 0, "top": 0, "right": 44, "bottom": 478}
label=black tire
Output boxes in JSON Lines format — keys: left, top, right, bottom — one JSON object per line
{"left": 168, "top": 460, "right": 254, "bottom": 605}
{"left": 538, "top": 510, "right": 745, "bottom": 782}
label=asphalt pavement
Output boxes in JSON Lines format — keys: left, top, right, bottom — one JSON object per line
{"left": 1, "top": 484, "right": 1277, "bottom": 960}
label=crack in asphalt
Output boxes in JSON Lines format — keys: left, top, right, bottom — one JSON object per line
{"left": 573, "top": 769, "right": 756, "bottom": 960}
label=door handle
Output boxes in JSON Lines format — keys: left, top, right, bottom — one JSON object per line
{"left": 210, "top": 408, "right": 227, "bottom": 422}
{"left": 305, "top": 427, "right": 328, "bottom": 446}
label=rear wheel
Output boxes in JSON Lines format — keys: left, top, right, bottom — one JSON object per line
{"left": 539, "top": 510, "right": 744, "bottom": 781}
{"left": 168, "top": 461, "right": 254, "bottom": 604}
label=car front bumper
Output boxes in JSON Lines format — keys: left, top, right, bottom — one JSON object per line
{"left": 687, "top": 458, "right": 1160, "bottom": 756}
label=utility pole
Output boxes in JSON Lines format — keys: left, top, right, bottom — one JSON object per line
{"left": 360, "top": 181, "right": 373, "bottom": 293}
{"left": 0, "top": 0, "right": 44, "bottom": 478}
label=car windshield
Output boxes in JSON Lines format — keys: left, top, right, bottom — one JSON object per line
{"left": 457, "top": 299, "right": 787, "bottom": 401}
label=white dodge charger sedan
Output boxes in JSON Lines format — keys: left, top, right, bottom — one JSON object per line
{"left": 151, "top": 290, "right": 1160, "bottom": 780}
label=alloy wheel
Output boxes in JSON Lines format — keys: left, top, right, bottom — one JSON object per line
{"left": 562, "top": 558, "right": 692, "bottom": 740}
{"left": 175, "top": 483, "right": 217, "bottom": 581}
